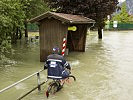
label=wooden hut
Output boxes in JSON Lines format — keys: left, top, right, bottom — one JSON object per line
{"left": 30, "top": 12, "right": 95, "bottom": 62}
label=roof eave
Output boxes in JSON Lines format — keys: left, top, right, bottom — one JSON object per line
{"left": 29, "top": 12, "right": 70, "bottom": 23}
{"left": 29, "top": 12, "right": 96, "bottom": 24}
{"left": 29, "top": 12, "right": 51, "bottom": 23}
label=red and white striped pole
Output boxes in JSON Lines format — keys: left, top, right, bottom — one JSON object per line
{"left": 62, "top": 36, "right": 67, "bottom": 56}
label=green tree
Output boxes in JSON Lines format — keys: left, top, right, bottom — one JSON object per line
{"left": 47, "top": 0, "right": 118, "bottom": 39}
{"left": 20, "top": 0, "right": 50, "bottom": 37}
{"left": 0, "top": 0, "right": 25, "bottom": 57}
{"left": 112, "top": 2, "right": 131, "bottom": 23}
{"left": 0, "top": 0, "right": 50, "bottom": 59}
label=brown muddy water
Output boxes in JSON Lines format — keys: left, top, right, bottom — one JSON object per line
{"left": 0, "top": 31, "right": 133, "bottom": 100}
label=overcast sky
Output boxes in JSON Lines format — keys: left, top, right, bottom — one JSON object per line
{"left": 119, "top": 0, "right": 126, "bottom": 2}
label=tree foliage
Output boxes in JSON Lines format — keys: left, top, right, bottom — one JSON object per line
{"left": 0, "top": 0, "right": 25, "bottom": 56}
{"left": 20, "top": 0, "right": 50, "bottom": 37}
{"left": 0, "top": 0, "right": 49, "bottom": 58}
{"left": 47, "top": 0, "right": 118, "bottom": 38}
{"left": 112, "top": 2, "right": 132, "bottom": 23}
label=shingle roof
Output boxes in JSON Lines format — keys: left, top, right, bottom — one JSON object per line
{"left": 29, "top": 12, "right": 95, "bottom": 24}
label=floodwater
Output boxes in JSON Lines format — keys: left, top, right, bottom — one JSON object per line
{"left": 0, "top": 31, "right": 133, "bottom": 100}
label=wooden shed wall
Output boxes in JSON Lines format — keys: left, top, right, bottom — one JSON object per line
{"left": 67, "top": 24, "right": 88, "bottom": 52}
{"left": 39, "top": 18, "right": 68, "bottom": 61}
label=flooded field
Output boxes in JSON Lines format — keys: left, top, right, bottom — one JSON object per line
{"left": 0, "top": 31, "right": 133, "bottom": 100}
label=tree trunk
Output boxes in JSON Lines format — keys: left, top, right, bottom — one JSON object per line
{"left": 19, "top": 29, "right": 22, "bottom": 39}
{"left": 16, "top": 27, "right": 19, "bottom": 39}
{"left": 98, "top": 27, "right": 102, "bottom": 39}
{"left": 11, "top": 27, "right": 17, "bottom": 44}
{"left": 11, "top": 32, "right": 17, "bottom": 44}
{"left": 24, "top": 21, "right": 28, "bottom": 37}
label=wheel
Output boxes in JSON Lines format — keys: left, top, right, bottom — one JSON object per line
{"left": 46, "top": 81, "right": 62, "bottom": 98}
